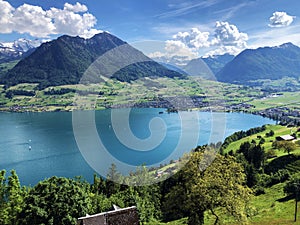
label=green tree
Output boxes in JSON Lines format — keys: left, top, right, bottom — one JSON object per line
{"left": 0, "top": 170, "right": 6, "bottom": 206}
{"left": 0, "top": 170, "right": 25, "bottom": 225}
{"left": 238, "top": 142, "right": 265, "bottom": 169}
{"left": 0, "top": 170, "right": 7, "bottom": 225}
{"left": 18, "top": 176, "right": 92, "bottom": 225}
{"left": 273, "top": 141, "right": 297, "bottom": 155}
{"left": 163, "top": 152, "right": 251, "bottom": 225}
{"left": 265, "top": 130, "right": 275, "bottom": 137}
{"left": 122, "top": 165, "right": 162, "bottom": 223}
{"left": 106, "top": 164, "right": 122, "bottom": 196}
{"left": 7, "top": 170, "right": 25, "bottom": 225}
{"left": 284, "top": 173, "right": 300, "bottom": 222}
{"left": 91, "top": 173, "right": 107, "bottom": 195}
{"left": 284, "top": 173, "right": 300, "bottom": 200}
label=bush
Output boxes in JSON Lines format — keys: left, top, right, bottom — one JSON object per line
{"left": 265, "top": 130, "right": 275, "bottom": 137}
{"left": 259, "top": 138, "right": 265, "bottom": 145}
{"left": 254, "top": 186, "right": 265, "bottom": 196}
{"left": 265, "top": 149, "right": 276, "bottom": 159}
{"left": 284, "top": 173, "right": 300, "bottom": 200}
{"left": 268, "top": 169, "right": 290, "bottom": 186}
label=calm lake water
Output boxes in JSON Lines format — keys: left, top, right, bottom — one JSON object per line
{"left": 0, "top": 108, "right": 275, "bottom": 186}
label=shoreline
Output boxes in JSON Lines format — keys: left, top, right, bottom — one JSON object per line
{"left": 0, "top": 100, "right": 299, "bottom": 126}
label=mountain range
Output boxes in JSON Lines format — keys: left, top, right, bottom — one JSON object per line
{"left": 182, "top": 54, "right": 234, "bottom": 78}
{"left": 0, "top": 33, "right": 183, "bottom": 89}
{"left": 216, "top": 43, "right": 300, "bottom": 84}
{"left": 0, "top": 33, "right": 300, "bottom": 88}
{"left": 158, "top": 43, "right": 300, "bottom": 84}
{"left": 0, "top": 39, "right": 42, "bottom": 63}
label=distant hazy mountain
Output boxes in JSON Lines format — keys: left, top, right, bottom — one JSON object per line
{"left": 159, "top": 62, "right": 188, "bottom": 75}
{"left": 201, "top": 54, "right": 234, "bottom": 74}
{"left": 216, "top": 43, "right": 300, "bottom": 84}
{"left": 181, "top": 54, "right": 234, "bottom": 79}
{"left": 0, "top": 38, "right": 42, "bottom": 63}
{"left": 0, "top": 33, "right": 183, "bottom": 89}
{"left": 150, "top": 55, "right": 191, "bottom": 67}
{"left": 182, "top": 58, "right": 214, "bottom": 79}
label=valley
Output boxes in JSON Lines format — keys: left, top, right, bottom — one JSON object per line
{"left": 0, "top": 28, "right": 300, "bottom": 225}
{"left": 0, "top": 76, "right": 299, "bottom": 126}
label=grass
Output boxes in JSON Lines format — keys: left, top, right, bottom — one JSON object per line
{"left": 224, "top": 125, "right": 300, "bottom": 155}
{"left": 249, "top": 183, "right": 296, "bottom": 225}
{"left": 0, "top": 75, "right": 299, "bottom": 113}
{"left": 249, "top": 92, "right": 300, "bottom": 111}
{"left": 0, "top": 60, "right": 19, "bottom": 73}
{"left": 145, "top": 182, "right": 298, "bottom": 225}
{"left": 0, "top": 76, "right": 276, "bottom": 112}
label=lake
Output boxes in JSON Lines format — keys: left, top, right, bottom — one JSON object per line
{"left": 0, "top": 108, "right": 275, "bottom": 186}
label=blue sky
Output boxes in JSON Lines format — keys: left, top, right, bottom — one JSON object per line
{"left": 1, "top": 0, "right": 299, "bottom": 58}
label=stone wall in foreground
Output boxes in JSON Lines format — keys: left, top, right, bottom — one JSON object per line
{"left": 78, "top": 206, "right": 139, "bottom": 225}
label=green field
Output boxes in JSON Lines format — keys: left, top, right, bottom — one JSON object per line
{"left": 249, "top": 92, "right": 300, "bottom": 111}
{"left": 224, "top": 125, "right": 300, "bottom": 155}
{"left": 0, "top": 76, "right": 281, "bottom": 112}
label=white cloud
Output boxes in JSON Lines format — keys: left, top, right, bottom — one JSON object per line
{"left": 48, "top": 7, "right": 98, "bottom": 38}
{"left": 149, "top": 22, "right": 249, "bottom": 63}
{"left": 205, "top": 46, "right": 242, "bottom": 57}
{"left": 269, "top": 11, "right": 295, "bottom": 28}
{"left": 0, "top": 0, "right": 14, "bottom": 33}
{"left": 0, "top": 0, "right": 102, "bottom": 38}
{"left": 63, "top": 2, "right": 87, "bottom": 13}
{"left": 12, "top": 4, "right": 55, "bottom": 37}
{"left": 149, "top": 40, "right": 198, "bottom": 65}
{"left": 165, "top": 40, "right": 198, "bottom": 59}
{"left": 212, "top": 21, "right": 248, "bottom": 48}
{"left": 149, "top": 28, "right": 210, "bottom": 65}
{"left": 156, "top": 0, "right": 220, "bottom": 19}
{"left": 173, "top": 28, "right": 210, "bottom": 49}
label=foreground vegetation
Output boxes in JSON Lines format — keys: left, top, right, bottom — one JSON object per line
{"left": 1, "top": 125, "right": 300, "bottom": 225}
{"left": 0, "top": 150, "right": 252, "bottom": 225}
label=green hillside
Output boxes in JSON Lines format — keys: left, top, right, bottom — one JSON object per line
{"left": 217, "top": 43, "right": 300, "bottom": 84}
{"left": 223, "top": 125, "right": 299, "bottom": 154}
{"left": 0, "top": 33, "right": 182, "bottom": 89}
{"left": 151, "top": 125, "right": 300, "bottom": 225}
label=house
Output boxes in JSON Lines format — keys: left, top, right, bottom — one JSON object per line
{"left": 276, "top": 135, "right": 295, "bottom": 141}
{"left": 77, "top": 206, "right": 139, "bottom": 225}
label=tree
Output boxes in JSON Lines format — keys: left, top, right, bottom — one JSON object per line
{"left": 106, "top": 164, "right": 122, "bottom": 196}
{"left": 7, "top": 170, "right": 25, "bottom": 225}
{"left": 18, "top": 176, "right": 92, "bottom": 225}
{"left": 0, "top": 170, "right": 25, "bottom": 225}
{"left": 121, "top": 165, "right": 162, "bottom": 223}
{"left": 265, "top": 130, "right": 275, "bottom": 137}
{"left": 273, "top": 141, "right": 297, "bottom": 155}
{"left": 0, "top": 170, "right": 6, "bottom": 207}
{"left": 259, "top": 138, "right": 265, "bottom": 145}
{"left": 0, "top": 170, "right": 7, "bottom": 225}
{"left": 163, "top": 152, "right": 251, "bottom": 225}
{"left": 238, "top": 142, "right": 265, "bottom": 169}
{"left": 284, "top": 173, "right": 300, "bottom": 200}
{"left": 284, "top": 173, "right": 300, "bottom": 222}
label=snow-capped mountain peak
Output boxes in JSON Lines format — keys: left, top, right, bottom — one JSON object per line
{"left": 0, "top": 38, "right": 43, "bottom": 63}
{"left": 0, "top": 38, "right": 42, "bottom": 53}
